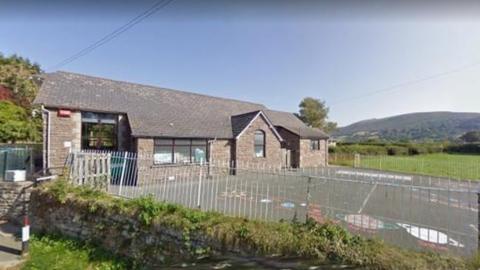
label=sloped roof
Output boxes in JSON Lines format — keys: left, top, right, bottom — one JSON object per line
{"left": 34, "top": 71, "right": 328, "bottom": 139}
{"left": 231, "top": 110, "right": 283, "bottom": 141}
{"left": 265, "top": 110, "right": 329, "bottom": 139}
{"left": 231, "top": 111, "right": 260, "bottom": 138}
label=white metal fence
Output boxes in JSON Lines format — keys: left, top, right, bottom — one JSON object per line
{"left": 67, "top": 150, "right": 479, "bottom": 257}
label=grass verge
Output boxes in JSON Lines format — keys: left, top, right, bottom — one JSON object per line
{"left": 22, "top": 234, "right": 130, "bottom": 270}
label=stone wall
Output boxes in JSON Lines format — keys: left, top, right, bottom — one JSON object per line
{"left": 29, "top": 189, "right": 233, "bottom": 265}
{"left": 209, "top": 139, "right": 232, "bottom": 164}
{"left": 45, "top": 108, "right": 81, "bottom": 170}
{"left": 235, "top": 115, "right": 284, "bottom": 168}
{"left": 135, "top": 138, "right": 155, "bottom": 184}
{"left": 277, "top": 127, "right": 300, "bottom": 168}
{"left": 299, "top": 139, "right": 328, "bottom": 168}
{"left": 0, "top": 181, "right": 33, "bottom": 224}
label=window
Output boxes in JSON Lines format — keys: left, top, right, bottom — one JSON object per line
{"left": 81, "top": 112, "right": 117, "bottom": 150}
{"left": 154, "top": 138, "right": 208, "bottom": 165}
{"left": 254, "top": 130, "right": 266, "bottom": 157}
{"left": 154, "top": 139, "right": 174, "bottom": 164}
{"left": 310, "top": 139, "right": 320, "bottom": 151}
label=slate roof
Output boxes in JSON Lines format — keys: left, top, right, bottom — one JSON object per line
{"left": 34, "top": 71, "right": 328, "bottom": 139}
{"left": 231, "top": 111, "right": 261, "bottom": 138}
{"left": 231, "top": 110, "right": 284, "bottom": 141}
{"left": 264, "top": 110, "right": 329, "bottom": 139}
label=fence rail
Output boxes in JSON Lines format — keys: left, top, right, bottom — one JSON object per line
{"left": 67, "top": 150, "right": 479, "bottom": 257}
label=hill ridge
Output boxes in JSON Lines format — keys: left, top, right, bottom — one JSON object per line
{"left": 334, "top": 111, "right": 480, "bottom": 142}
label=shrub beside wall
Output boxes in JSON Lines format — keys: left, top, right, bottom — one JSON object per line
{"left": 29, "top": 180, "right": 468, "bottom": 270}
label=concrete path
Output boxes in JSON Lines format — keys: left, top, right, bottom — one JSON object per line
{"left": 0, "top": 222, "right": 22, "bottom": 270}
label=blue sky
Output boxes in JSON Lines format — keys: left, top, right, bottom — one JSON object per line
{"left": 1, "top": 0, "right": 480, "bottom": 126}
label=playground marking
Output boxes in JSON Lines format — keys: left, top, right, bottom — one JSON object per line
{"left": 358, "top": 184, "right": 377, "bottom": 214}
{"left": 337, "top": 170, "right": 412, "bottom": 181}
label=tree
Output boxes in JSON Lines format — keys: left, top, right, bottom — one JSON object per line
{"left": 0, "top": 52, "right": 42, "bottom": 142}
{"left": 460, "top": 131, "right": 480, "bottom": 143}
{"left": 0, "top": 101, "right": 39, "bottom": 143}
{"left": 0, "top": 53, "right": 41, "bottom": 107}
{"left": 296, "top": 97, "right": 337, "bottom": 133}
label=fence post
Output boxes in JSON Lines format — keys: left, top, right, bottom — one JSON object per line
{"left": 3, "top": 151, "right": 8, "bottom": 180}
{"left": 353, "top": 153, "right": 360, "bottom": 168}
{"left": 305, "top": 176, "right": 312, "bottom": 221}
{"left": 118, "top": 152, "right": 128, "bottom": 196}
{"left": 197, "top": 160, "right": 203, "bottom": 209}
{"left": 106, "top": 153, "right": 112, "bottom": 192}
{"left": 478, "top": 191, "right": 480, "bottom": 251}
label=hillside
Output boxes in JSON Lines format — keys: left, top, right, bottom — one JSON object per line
{"left": 334, "top": 112, "right": 480, "bottom": 142}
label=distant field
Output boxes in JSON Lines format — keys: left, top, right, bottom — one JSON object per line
{"left": 329, "top": 153, "right": 480, "bottom": 180}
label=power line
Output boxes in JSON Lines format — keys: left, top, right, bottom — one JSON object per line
{"left": 48, "top": 0, "right": 175, "bottom": 71}
{"left": 330, "top": 61, "right": 480, "bottom": 105}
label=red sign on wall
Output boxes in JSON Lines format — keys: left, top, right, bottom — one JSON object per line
{"left": 58, "top": 109, "right": 71, "bottom": 117}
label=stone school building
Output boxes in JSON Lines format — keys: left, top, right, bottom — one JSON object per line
{"left": 34, "top": 71, "right": 329, "bottom": 172}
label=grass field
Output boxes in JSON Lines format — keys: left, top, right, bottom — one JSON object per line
{"left": 330, "top": 153, "right": 480, "bottom": 180}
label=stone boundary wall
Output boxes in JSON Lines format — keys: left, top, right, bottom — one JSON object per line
{"left": 0, "top": 181, "right": 33, "bottom": 224}
{"left": 27, "top": 182, "right": 466, "bottom": 270}
{"left": 29, "top": 189, "right": 240, "bottom": 266}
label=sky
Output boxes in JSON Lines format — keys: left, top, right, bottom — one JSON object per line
{"left": 1, "top": 0, "right": 480, "bottom": 126}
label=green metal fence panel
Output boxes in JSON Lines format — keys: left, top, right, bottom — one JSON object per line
{"left": 0, "top": 147, "right": 34, "bottom": 181}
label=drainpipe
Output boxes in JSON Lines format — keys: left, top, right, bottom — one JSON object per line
{"left": 41, "top": 106, "right": 51, "bottom": 173}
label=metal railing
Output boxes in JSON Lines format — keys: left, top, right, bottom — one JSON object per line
{"left": 67, "top": 150, "right": 479, "bottom": 257}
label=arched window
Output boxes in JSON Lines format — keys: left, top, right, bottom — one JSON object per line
{"left": 254, "top": 130, "right": 266, "bottom": 157}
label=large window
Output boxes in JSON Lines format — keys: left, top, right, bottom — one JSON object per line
{"left": 310, "top": 139, "right": 320, "bottom": 151}
{"left": 81, "top": 112, "right": 117, "bottom": 150}
{"left": 154, "top": 138, "right": 208, "bottom": 165}
{"left": 254, "top": 130, "right": 266, "bottom": 158}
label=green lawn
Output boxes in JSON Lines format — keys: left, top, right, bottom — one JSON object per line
{"left": 331, "top": 153, "right": 480, "bottom": 180}
{"left": 22, "top": 234, "right": 130, "bottom": 270}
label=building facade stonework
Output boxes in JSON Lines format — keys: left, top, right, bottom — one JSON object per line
{"left": 209, "top": 139, "right": 232, "bottom": 164}
{"left": 276, "top": 127, "right": 300, "bottom": 168}
{"left": 299, "top": 139, "right": 327, "bottom": 167}
{"left": 43, "top": 108, "right": 81, "bottom": 170}
{"left": 234, "top": 115, "right": 284, "bottom": 168}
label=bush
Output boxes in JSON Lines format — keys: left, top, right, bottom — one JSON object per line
{"left": 446, "top": 143, "right": 480, "bottom": 154}
{"left": 330, "top": 142, "right": 446, "bottom": 156}
{"left": 386, "top": 146, "right": 408, "bottom": 156}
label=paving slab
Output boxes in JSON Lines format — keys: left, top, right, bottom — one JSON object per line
{"left": 0, "top": 222, "right": 22, "bottom": 270}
